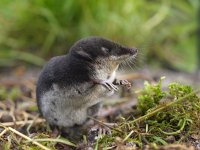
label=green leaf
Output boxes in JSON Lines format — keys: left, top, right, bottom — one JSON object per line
{"left": 152, "top": 136, "right": 168, "bottom": 145}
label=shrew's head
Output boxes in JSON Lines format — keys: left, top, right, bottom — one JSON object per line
{"left": 70, "top": 36, "right": 138, "bottom": 68}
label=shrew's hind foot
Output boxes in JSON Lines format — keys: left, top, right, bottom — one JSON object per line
{"left": 60, "top": 125, "right": 87, "bottom": 142}
{"left": 88, "top": 124, "right": 112, "bottom": 143}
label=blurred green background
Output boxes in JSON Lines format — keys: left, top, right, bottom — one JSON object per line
{"left": 0, "top": 0, "right": 199, "bottom": 72}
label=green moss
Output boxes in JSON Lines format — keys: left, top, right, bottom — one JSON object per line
{"left": 137, "top": 77, "right": 166, "bottom": 114}
{"left": 97, "top": 78, "right": 200, "bottom": 148}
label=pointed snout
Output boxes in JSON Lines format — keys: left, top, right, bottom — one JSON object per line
{"left": 130, "top": 48, "right": 138, "bottom": 56}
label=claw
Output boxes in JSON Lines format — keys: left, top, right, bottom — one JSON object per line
{"left": 119, "top": 80, "right": 132, "bottom": 89}
{"left": 101, "top": 81, "right": 118, "bottom": 91}
{"left": 89, "top": 125, "right": 112, "bottom": 140}
{"left": 103, "top": 82, "right": 112, "bottom": 91}
{"left": 107, "top": 82, "right": 118, "bottom": 91}
{"left": 121, "top": 80, "right": 129, "bottom": 84}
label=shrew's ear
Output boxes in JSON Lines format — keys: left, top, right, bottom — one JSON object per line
{"left": 75, "top": 50, "right": 93, "bottom": 61}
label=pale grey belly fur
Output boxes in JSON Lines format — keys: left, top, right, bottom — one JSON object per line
{"left": 40, "top": 82, "right": 110, "bottom": 128}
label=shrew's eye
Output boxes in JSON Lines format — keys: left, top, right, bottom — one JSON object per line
{"left": 101, "top": 47, "right": 111, "bottom": 53}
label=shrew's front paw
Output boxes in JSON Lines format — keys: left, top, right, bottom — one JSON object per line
{"left": 92, "top": 78, "right": 119, "bottom": 91}
{"left": 114, "top": 79, "right": 132, "bottom": 89}
{"left": 100, "top": 80, "right": 119, "bottom": 91}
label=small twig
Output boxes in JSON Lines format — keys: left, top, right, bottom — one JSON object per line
{"left": 34, "top": 138, "right": 77, "bottom": 147}
{"left": 87, "top": 116, "right": 123, "bottom": 133}
{"left": 0, "top": 128, "right": 8, "bottom": 137}
{"left": 0, "top": 124, "right": 51, "bottom": 150}
{"left": 8, "top": 127, "right": 51, "bottom": 150}
{"left": 1, "top": 118, "right": 45, "bottom": 127}
{"left": 105, "top": 146, "right": 116, "bottom": 150}
{"left": 123, "top": 130, "right": 134, "bottom": 142}
{"left": 26, "top": 114, "right": 40, "bottom": 136}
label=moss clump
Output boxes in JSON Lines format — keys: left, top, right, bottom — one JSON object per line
{"left": 137, "top": 77, "right": 166, "bottom": 114}
{"left": 97, "top": 78, "right": 200, "bottom": 149}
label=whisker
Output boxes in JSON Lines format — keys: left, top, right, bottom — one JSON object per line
{"left": 126, "top": 59, "right": 135, "bottom": 71}
{"left": 119, "top": 60, "right": 128, "bottom": 72}
{"left": 129, "top": 58, "right": 139, "bottom": 70}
